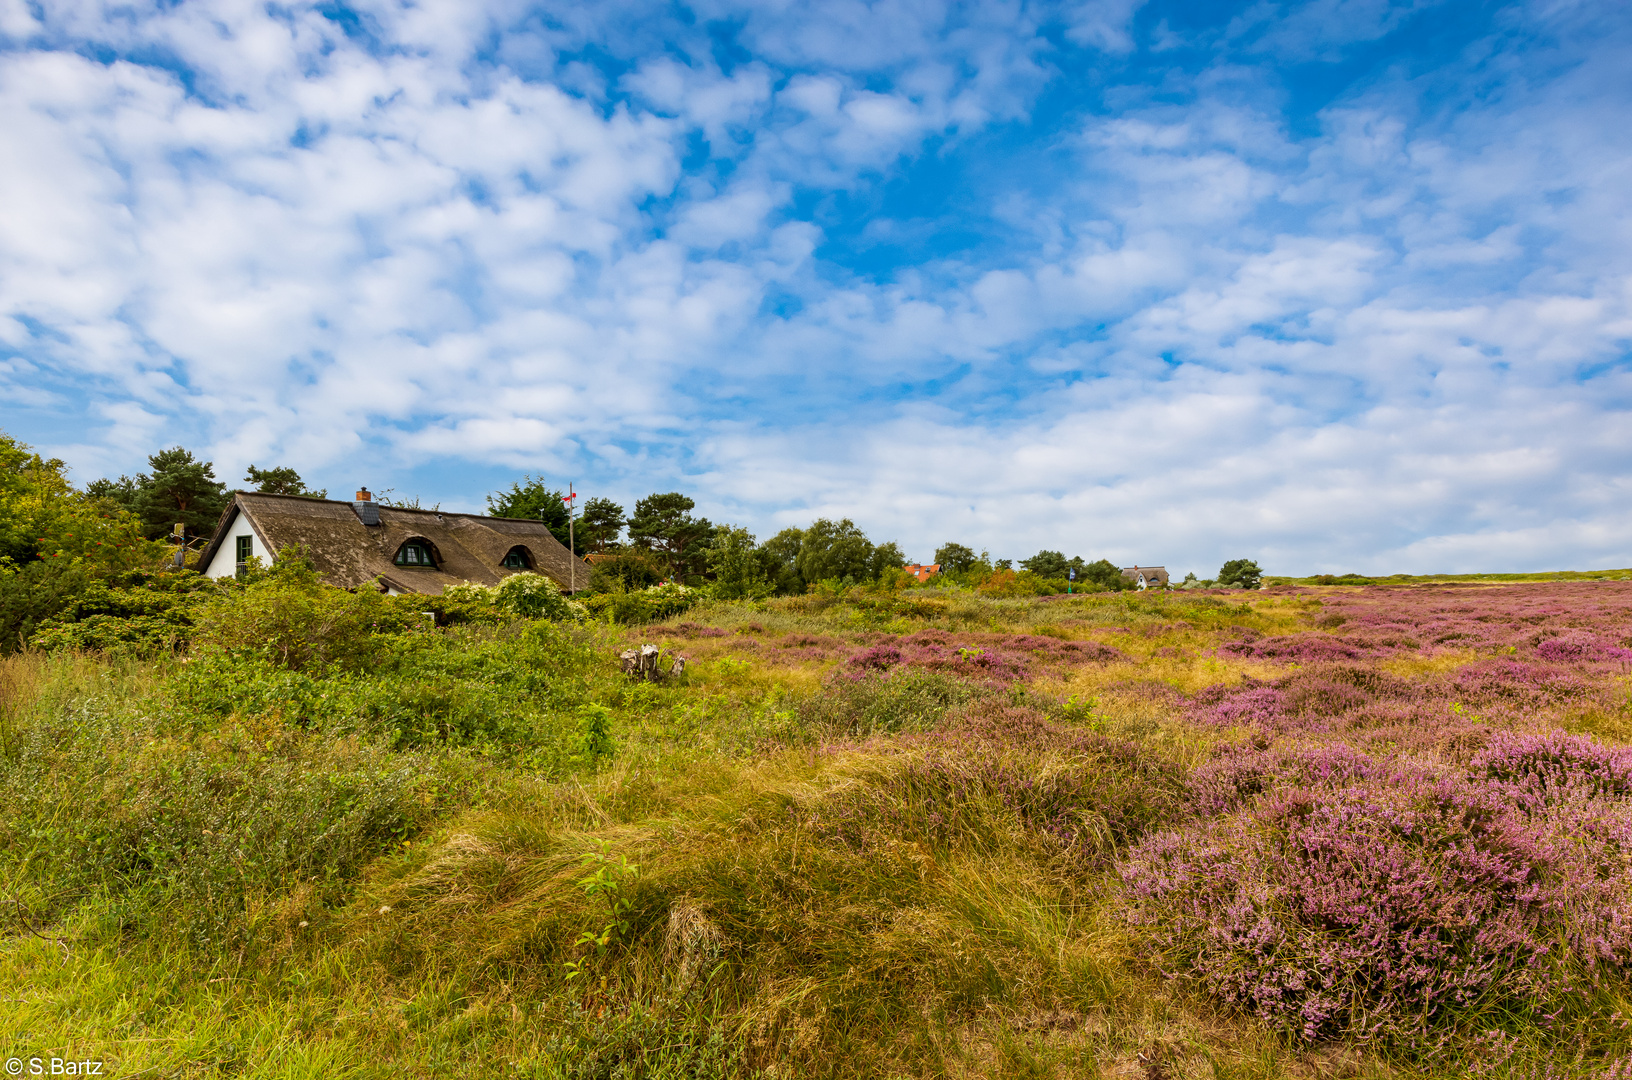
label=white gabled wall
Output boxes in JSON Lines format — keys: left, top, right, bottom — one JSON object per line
{"left": 201, "top": 508, "right": 272, "bottom": 579}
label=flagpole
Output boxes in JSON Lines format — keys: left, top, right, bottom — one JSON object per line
{"left": 565, "top": 484, "right": 578, "bottom": 593}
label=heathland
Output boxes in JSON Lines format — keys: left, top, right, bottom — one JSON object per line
{"left": 5, "top": 568, "right": 1632, "bottom": 1079}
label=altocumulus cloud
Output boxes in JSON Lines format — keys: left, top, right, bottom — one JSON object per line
{"left": 2, "top": 0, "right": 1630, "bottom": 574}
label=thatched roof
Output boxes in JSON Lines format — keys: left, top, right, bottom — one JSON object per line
{"left": 198, "top": 492, "right": 592, "bottom": 595}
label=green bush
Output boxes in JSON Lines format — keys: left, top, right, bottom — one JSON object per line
{"left": 191, "top": 548, "right": 408, "bottom": 670}
{"left": 588, "top": 550, "right": 666, "bottom": 594}
{"left": 581, "top": 581, "right": 701, "bottom": 624}
{"left": 29, "top": 613, "right": 190, "bottom": 654}
{"left": 0, "top": 558, "right": 93, "bottom": 654}
{"left": 26, "top": 574, "right": 204, "bottom": 654}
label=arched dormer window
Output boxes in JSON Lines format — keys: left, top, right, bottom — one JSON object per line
{"left": 394, "top": 538, "right": 439, "bottom": 568}
{"left": 501, "top": 546, "right": 532, "bottom": 570}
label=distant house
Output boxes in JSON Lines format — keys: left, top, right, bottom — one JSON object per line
{"left": 903, "top": 563, "right": 941, "bottom": 583}
{"left": 1121, "top": 565, "right": 1170, "bottom": 589}
{"left": 198, "top": 489, "right": 591, "bottom": 595}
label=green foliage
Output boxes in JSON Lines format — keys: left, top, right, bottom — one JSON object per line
{"left": 868, "top": 540, "right": 907, "bottom": 579}
{"left": 29, "top": 613, "right": 189, "bottom": 655}
{"left": 934, "top": 542, "right": 977, "bottom": 574}
{"left": 0, "top": 431, "right": 161, "bottom": 575}
{"left": 800, "top": 668, "right": 977, "bottom": 737}
{"left": 1020, "top": 550, "right": 1068, "bottom": 578}
{"left": 442, "top": 571, "right": 584, "bottom": 621}
{"left": 131, "top": 446, "right": 231, "bottom": 541}
{"left": 796, "top": 517, "right": 878, "bottom": 586}
{"left": 487, "top": 474, "right": 577, "bottom": 551}
{"left": 580, "top": 496, "right": 627, "bottom": 552}
{"left": 589, "top": 549, "right": 668, "bottom": 594}
{"left": 0, "top": 559, "right": 94, "bottom": 654}
{"left": 758, "top": 526, "right": 805, "bottom": 595}
{"left": 497, "top": 572, "right": 582, "bottom": 619}
{"left": 1080, "top": 557, "right": 1127, "bottom": 591}
{"left": 580, "top": 581, "right": 700, "bottom": 624}
{"left": 1217, "top": 558, "right": 1264, "bottom": 589}
{"left": 26, "top": 573, "right": 208, "bottom": 655}
{"left": 564, "top": 839, "right": 641, "bottom": 979}
{"left": 244, "top": 464, "right": 326, "bottom": 498}
{"left": 0, "top": 691, "right": 437, "bottom": 955}
{"left": 168, "top": 619, "right": 605, "bottom": 761}
{"left": 628, "top": 492, "right": 713, "bottom": 578}
{"left": 0, "top": 431, "right": 72, "bottom": 563}
{"left": 707, "top": 524, "right": 772, "bottom": 600}
{"left": 191, "top": 546, "right": 404, "bottom": 670}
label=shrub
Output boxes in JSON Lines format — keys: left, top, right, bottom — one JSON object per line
{"left": 26, "top": 575, "right": 202, "bottom": 654}
{"left": 588, "top": 550, "right": 666, "bottom": 594}
{"left": 192, "top": 554, "right": 402, "bottom": 671}
{"left": 0, "top": 558, "right": 93, "bottom": 654}
{"left": 1533, "top": 631, "right": 1632, "bottom": 663}
{"left": 1123, "top": 735, "right": 1632, "bottom": 1050}
{"left": 29, "top": 613, "right": 190, "bottom": 654}
{"left": 580, "top": 581, "right": 699, "bottom": 624}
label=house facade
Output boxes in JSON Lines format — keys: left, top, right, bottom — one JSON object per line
{"left": 903, "top": 563, "right": 941, "bottom": 583}
{"left": 197, "top": 489, "right": 591, "bottom": 595}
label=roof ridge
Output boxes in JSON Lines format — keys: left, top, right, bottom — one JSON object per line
{"left": 235, "top": 490, "right": 536, "bottom": 523}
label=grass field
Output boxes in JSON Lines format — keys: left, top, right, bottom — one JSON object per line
{"left": 4, "top": 579, "right": 1632, "bottom": 1078}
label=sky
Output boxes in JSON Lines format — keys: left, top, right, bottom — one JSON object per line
{"left": 2, "top": 0, "right": 1630, "bottom": 576}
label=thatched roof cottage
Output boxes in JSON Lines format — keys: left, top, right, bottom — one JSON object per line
{"left": 198, "top": 489, "right": 590, "bottom": 595}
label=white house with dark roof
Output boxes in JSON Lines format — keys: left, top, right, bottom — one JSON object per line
{"left": 197, "top": 488, "right": 590, "bottom": 594}
{"left": 1121, "top": 565, "right": 1170, "bottom": 589}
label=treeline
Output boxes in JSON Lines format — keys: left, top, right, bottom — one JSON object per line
{"left": 490, "top": 479, "right": 1140, "bottom": 600}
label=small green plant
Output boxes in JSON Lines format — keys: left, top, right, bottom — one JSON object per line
{"left": 563, "top": 839, "right": 640, "bottom": 981}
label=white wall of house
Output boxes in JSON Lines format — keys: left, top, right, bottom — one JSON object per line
{"left": 201, "top": 509, "right": 272, "bottom": 579}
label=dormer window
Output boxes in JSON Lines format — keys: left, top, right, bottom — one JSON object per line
{"left": 394, "top": 539, "right": 438, "bottom": 568}
{"left": 501, "top": 546, "right": 531, "bottom": 570}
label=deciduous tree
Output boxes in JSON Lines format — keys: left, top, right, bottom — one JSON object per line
{"left": 796, "top": 518, "right": 874, "bottom": 586}
{"left": 758, "top": 527, "right": 805, "bottom": 595}
{"left": 1218, "top": 558, "right": 1264, "bottom": 590}
{"left": 707, "top": 524, "right": 772, "bottom": 600}
{"left": 934, "top": 542, "right": 977, "bottom": 574}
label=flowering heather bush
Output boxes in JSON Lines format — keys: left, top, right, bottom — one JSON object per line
{"left": 1123, "top": 732, "right": 1632, "bottom": 1049}
{"left": 1189, "top": 665, "right": 1426, "bottom": 734}
{"left": 1190, "top": 683, "right": 1288, "bottom": 729}
{"left": 1473, "top": 730, "right": 1632, "bottom": 808}
{"left": 1452, "top": 659, "right": 1588, "bottom": 707}
{"left": 1217, "top": 632, "right": 1371, "bottom": 662}
{"left": 1533, "top": 630, "right": 1632, "bottom": 663}
{"left": 1300, "top": 582, "right": 1632, "bottom": 659}
{"left": 840, "top": 632, "right": 1124, "bottom": 683}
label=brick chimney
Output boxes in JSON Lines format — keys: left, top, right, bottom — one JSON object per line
{"left": 353, "top": 487, "right": 380, "bottom": 526}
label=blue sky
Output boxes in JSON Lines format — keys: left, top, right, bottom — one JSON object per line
{"left": 2, "top": 0, "right": 1630, "bottom": 575}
